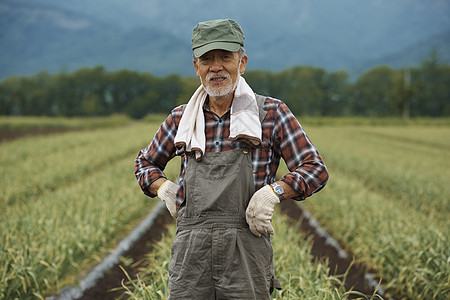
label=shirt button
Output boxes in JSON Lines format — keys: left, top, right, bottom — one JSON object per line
{"left": 218, "top": 118, "right": 222, "bottom": 123}
{"left": 216, "top": 141, "right": 220, "bottom": 145}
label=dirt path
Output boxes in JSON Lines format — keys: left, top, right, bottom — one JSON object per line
{"left": 279, "top": 200, "right": 376, "bottom": 296}
{"left": 76, "top": 209, "right": 174, "bottom": 300}
{"left": 0, "top": 129, "right": 75, "bottom": 142}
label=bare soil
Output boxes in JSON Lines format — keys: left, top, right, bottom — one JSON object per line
{"left": 77, "top": 210, "right": 174, "bottom": 300}
{"left": 0, "top": 128, "right": 74, "bottom": 142}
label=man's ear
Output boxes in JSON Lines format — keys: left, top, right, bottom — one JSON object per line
{"left": 240, "top": 55, "right": 248, "bottom": 74}
{"left": 193, "top": 59, "right": 200, "bottom": 77}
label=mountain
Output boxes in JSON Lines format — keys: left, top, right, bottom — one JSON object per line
{"left": 0, "top": 1, "right": 193, "bottom": 78}
{"left": 1, "top": 0, "right": 449, "bottom": 80}
{"left": 354, "top": 30, "right": 450, "bottom": 75}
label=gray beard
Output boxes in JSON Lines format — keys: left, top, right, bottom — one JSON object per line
{"left": 201, "top": 63, "right": 241, "bottom": 98}
{"left": 203, "top": 79, "right": 234, "bottom": 97}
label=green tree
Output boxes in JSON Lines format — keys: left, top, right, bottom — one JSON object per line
{"left": 1, "top": 55, "right": 448, "bottom": 118}
{"left": 350, "top": 66, "right": 397, "bottom": 116}
{"left": 176, "top": 76, "right": 200, "bottom": 106}
{"left": 125, "top": 90, "right": 159, "bottom": 119}
{"left": 107, "top": 69, "right": 152, "bottom": 114}
{"left": 0, "top": 76, "right": 22, "bottom": 115}
{"left": 0, "top": 72, "right": 54, "bottom": 116}
{"left": 319, "top": 70, "right": 350, "bottom": 116}
{"left": 282, "top": 66, "right": 327, "bottom": 116}
{"left": 69, "top": 66, "right": 109, "bottom": 116}
{"left": 243, "top": 70, "right": 275, "bottom": 98}
{"left": 153, "top": 74, "right": 182, "bottom": 113}
{"left": 411, "top": 51, "right": 450, "bottom": 117}
{"left": 391, "top": 69, "right": 414, "bottom": 119}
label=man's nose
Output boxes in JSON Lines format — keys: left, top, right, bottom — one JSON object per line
{"left": 209, "top": 58, "right": 224, "bottom": 72}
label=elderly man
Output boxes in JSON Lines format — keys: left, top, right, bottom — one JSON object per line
{"left": 135, "top": 19, "right": 328, "bottom": 299}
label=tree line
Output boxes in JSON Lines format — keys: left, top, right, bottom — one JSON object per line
{"left": 0, "top": 52, "right": 448, "bottom": 119}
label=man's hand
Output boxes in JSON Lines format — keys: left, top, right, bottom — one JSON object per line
{"left": 246, "top": 185, "right": 280, "bottom": 237}
{"left": 157, "top": 180, "right": 178, "bottom": 218}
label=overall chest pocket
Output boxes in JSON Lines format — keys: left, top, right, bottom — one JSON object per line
{"left": 184, "top": 150, "right": 254, "bottom": 218}
{"left": 193, "top": 163, "right": 241, "bottom": 215}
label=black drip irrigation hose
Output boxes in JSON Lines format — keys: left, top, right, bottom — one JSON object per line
{"left": 46, "top": 202, "right": 166, "bottom": 300}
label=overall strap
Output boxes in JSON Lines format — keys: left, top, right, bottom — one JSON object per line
{"left": 255, "top": 94, "right": 268, "bottom": 123}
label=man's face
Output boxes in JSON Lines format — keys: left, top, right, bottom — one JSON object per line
{"left": 194, "top": 49, "right": 247, "bottom": 98}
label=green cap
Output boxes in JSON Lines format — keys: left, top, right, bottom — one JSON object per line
{"left": 191, "top": 19, "right": 245, "bottom": 57}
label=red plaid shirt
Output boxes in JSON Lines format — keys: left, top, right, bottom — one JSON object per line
{"left": 135, "top": 96, "right": 328, "bottom": 206}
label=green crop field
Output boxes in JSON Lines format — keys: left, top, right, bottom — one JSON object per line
{"left": 0, "top": 118, "right": 165, "bottom": 299}
{"left": 0, "top": 116, "right": 449, "bottom": 299}
{"left": 297, "top": 121, "right": 450, "bottom": 299}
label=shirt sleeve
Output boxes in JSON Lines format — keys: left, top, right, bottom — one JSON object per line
{"left": 134, "top": 106, "right": 183, "bottom": 197}
{"left": 274, "top": 101, "right": 329, "bottom": 200}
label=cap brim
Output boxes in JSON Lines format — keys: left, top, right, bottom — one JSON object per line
{"left": 193, "top": 41, "right": 241, "bottom": 57}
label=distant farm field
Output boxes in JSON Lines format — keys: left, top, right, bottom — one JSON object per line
{"left": 0, "top": 116, "right": 449, "bottom": 299}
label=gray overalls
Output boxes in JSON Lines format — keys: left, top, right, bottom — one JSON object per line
{"left": 168, "top": 95, "right": 280, "bottom": 300}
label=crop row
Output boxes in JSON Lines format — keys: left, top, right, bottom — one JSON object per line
{"left": 1, "top": 123, "right": 162, "bottom": 299}
{"left": 295, "top": 125, "right": 449, "bottom": 299}
{"left": 0, "top": 121, "right": 162, "bottom": 205}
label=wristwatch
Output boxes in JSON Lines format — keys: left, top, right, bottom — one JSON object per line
{"left": 270, "top": 182, "right": 285, "bottom": 201}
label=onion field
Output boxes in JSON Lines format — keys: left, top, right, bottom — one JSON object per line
{"left": 1, "top": 119, "right": 163, "bottom": 299}
{"left": 1, "top": 116, "right": 448, "bottom": 299}
{"left": 298, "top": 124, "right": 450, "bottom": 299}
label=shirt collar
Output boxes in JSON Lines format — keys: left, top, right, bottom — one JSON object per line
{"left": 203, "top": 96, "right": 231, "bottom": 118}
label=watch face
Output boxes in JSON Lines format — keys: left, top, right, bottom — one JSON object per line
{"left": 274, "top": 185, "right": 283, "bottom": 194}
{"left": 272, "top": 183, "right": 284, "bottom": 195}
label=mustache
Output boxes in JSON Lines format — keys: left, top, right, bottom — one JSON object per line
{"left": 206, "top": 72, "right": 230, "bottom": 81}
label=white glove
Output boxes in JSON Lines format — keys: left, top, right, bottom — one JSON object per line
{"left": 157, "top": 180, "right": 178, "bottom": 218}
{"left": 246, "top": 185, "right": 280, "bottom": 237}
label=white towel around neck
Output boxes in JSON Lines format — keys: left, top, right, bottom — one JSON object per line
{"left": 174, "top": 76, "right": 262, "bottom": 160}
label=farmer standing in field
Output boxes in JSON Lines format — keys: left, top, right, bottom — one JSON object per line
{"left": 134, "top": 19, "right": 328, "bottom": 299}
